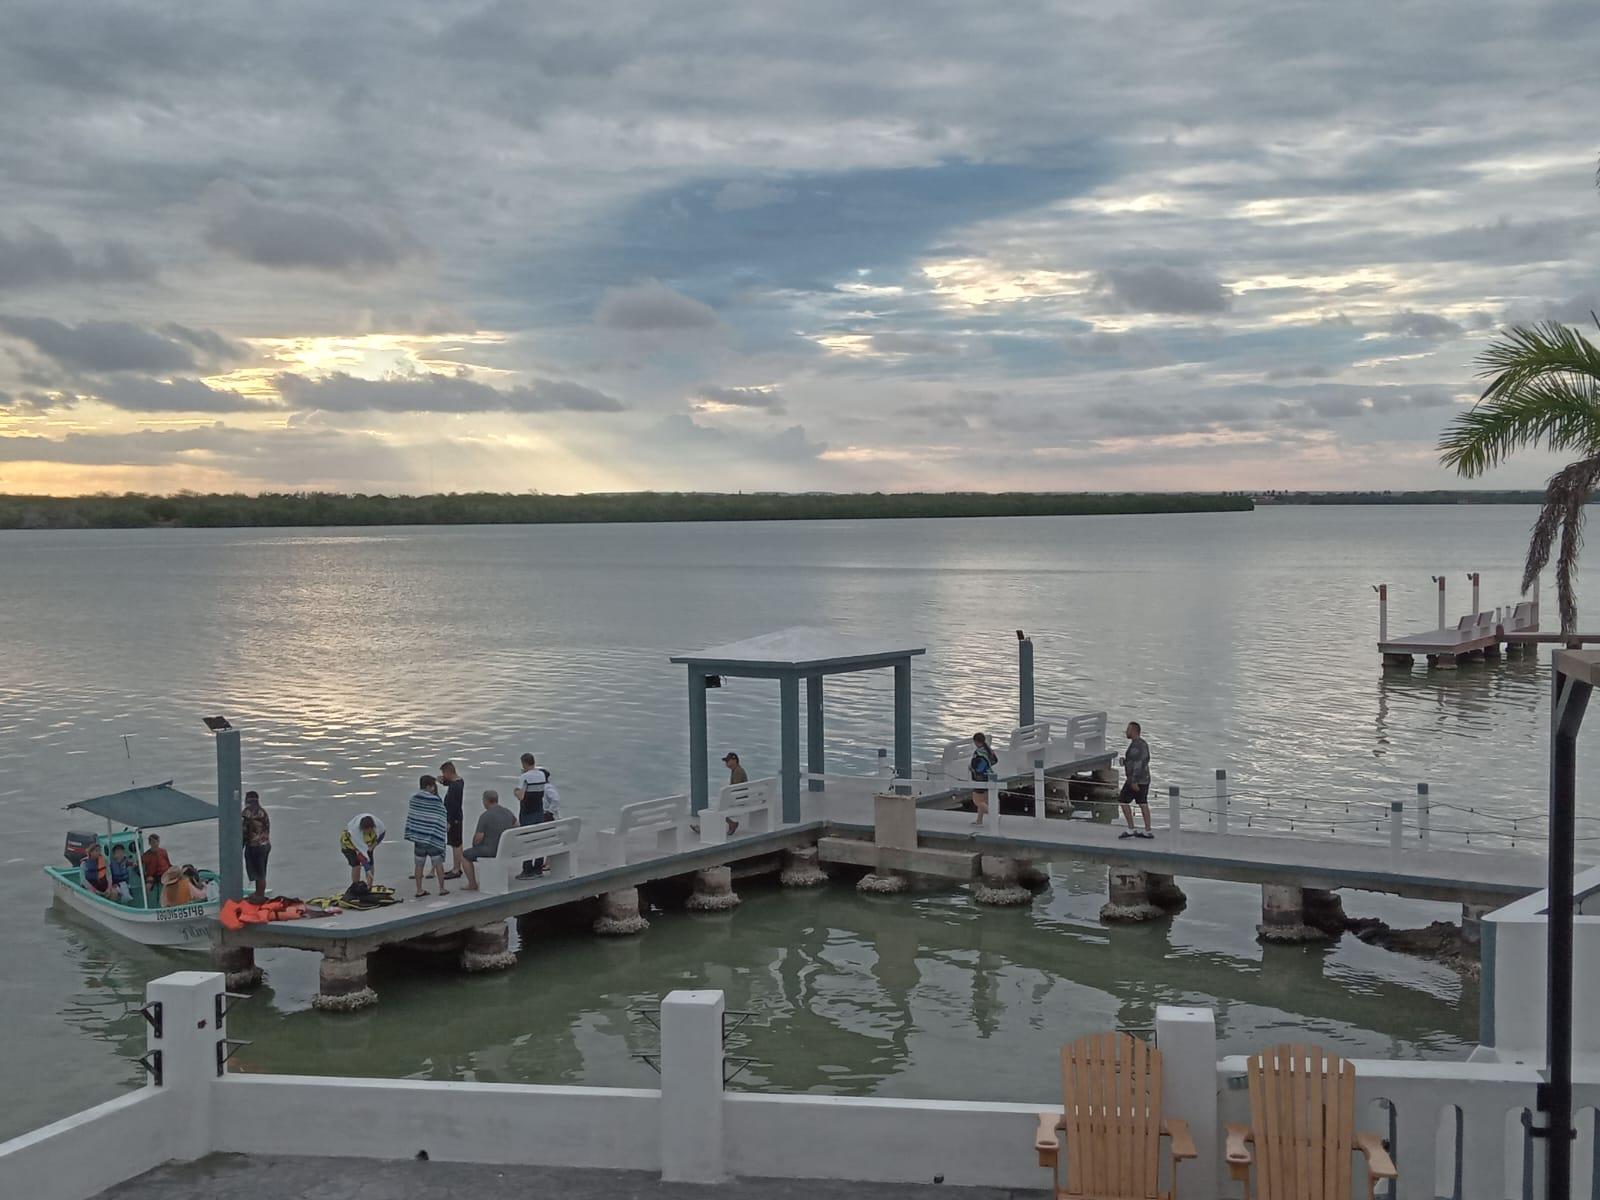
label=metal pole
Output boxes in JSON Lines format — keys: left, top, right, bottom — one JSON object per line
{"left": 893, "top": 659, "right": 913, "bottom": 781}
{"left": 806, "top": 676, "right": 824, "bottom": 794}
{"left": 214, "top": 728, "right": 243, "bottom": 903}
{"left": 688, "top": 671, "right": 709, "bottom": 815}
{"left": 1018, "top": 634, "right": 1035, "bottom": 728}
{"left": 1169, "top": 785, "right": 1181, "bottom": 841}
{"left": 1375, "top": 584, "right": 1388, "bottom": 645}
{"left": 780, "top": 674, "right": 801, "bottom": 825}
{"left": 1389, "top": 799, "right": 1403, "bottom": 866}
{"left": 1417, "top": 782, "right": 1430, "bottom": 850}
{"left": 1432, "top": 575, "right": 1447, "bottom": 630}
{"left": 1033, "top": 757, "right": 1046, "bottom": 821}
{"left": 1215, "top": 768, "right": 1229, "bottom": 835}
{"left": 877, "top": 747, "right": 890, "bottom": 780}
{"left": 1544, "top": 654, "right": 1589, "bottom": 1200}
{"left": 1469, "top": 572, "right": 1480, "bottom": 615}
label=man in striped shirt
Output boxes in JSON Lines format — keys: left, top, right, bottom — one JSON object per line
{"left": 404, "top": 774, "right": 451, "bottom": 897}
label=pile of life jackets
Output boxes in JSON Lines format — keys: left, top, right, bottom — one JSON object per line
{"left": 219, "top": 897, "right": 318, "bottom": 930}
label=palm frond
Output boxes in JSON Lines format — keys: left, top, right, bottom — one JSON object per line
{"left": 1523, "top": 454, "right": 1600, "bottom": 633}
{"left": 1439, "top": 374, "right": 1600, "bottom": 477}
{"left": 1476, "top": 321, "right": 1600, "bottom": 399}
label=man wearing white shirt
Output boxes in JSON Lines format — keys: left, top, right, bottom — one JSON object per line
{"left": 513, "top": 752, "right": 550, "bottom": 879}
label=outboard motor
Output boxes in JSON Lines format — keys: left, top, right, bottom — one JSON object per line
{"left": 63, "top": 831, "right": 99, "bottom": 867}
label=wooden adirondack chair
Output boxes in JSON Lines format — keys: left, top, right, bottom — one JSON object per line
{"left": 1225, "top": 1044, "right": 1398, "bottom": 1200}
{"left": 1035, "top": 1031, "right": 1198, "bottom": 1200}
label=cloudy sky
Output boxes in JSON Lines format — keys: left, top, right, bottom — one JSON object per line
{"left": 1, "top": 1, "right": 1596, "bottom": 496}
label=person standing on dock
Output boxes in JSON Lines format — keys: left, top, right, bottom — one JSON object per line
{"left": 1118, "top": 722, "right": 1153, "bottom": 840}
{"left": 970, "top": 732, "right": 999, "bottom": 824}
{"left": 242, "top": 790, "right": 271, "bottom": 900}
{"left": 404, "top": 775, "right": 450, "bottom": 897}
{"left": 439, "top": 761, "right": 466, "bottom": 881}
{"left": 514, "top": 752, "right": 551, "bottom": 879}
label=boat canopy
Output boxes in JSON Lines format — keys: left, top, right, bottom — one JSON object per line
{"left": 66, "top": 782, "right": 218, "bottom": 829}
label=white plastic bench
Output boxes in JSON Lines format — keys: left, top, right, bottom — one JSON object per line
{"left": 696, "top": 777, "right": 776, "bottom": 844}
{"left": 476, "top": 817, "right": 582, "bottom": 894}
{"left": 1001, "top": 722, "right": 1051, "bottom": 773}
{"left": 1063, "top": 711, "right": 1108, "bottom": 757}
{"left": 597, "top": 795, "right": 688, "bottom": 866}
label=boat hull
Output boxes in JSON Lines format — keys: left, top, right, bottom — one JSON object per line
{"left": 47, "top": 869, "right": 215, "bottom": 950}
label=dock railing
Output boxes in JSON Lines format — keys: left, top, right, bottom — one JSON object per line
{"left": 7, "top": 971, "right": 1598, "bottom": 1200}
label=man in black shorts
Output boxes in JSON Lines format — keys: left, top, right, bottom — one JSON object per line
{"left": 439, "top": 761, "right": 466, "bottom": 880}
{"left": 1118, "top": 721, "right": 1153, "bottom": 839}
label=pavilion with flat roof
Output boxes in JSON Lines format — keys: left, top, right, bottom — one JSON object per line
{"left": 670, "top": 627, "right": 926, "bottom": 822}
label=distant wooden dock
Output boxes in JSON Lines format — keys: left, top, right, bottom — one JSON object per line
{"left": 1376, "top": 573, "right": 1600, "bottom": 668}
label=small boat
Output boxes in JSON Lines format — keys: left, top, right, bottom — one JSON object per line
{"left": 44, "top": 781, "right": 221, "bottom": 950}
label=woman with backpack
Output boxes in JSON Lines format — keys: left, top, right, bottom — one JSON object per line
{"left": 969, "top": 732, "right": 999, "bottom": 824}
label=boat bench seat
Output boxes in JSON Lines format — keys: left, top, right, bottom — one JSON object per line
{"left": 477, "top": 818, "right": 582, "bottom": 894}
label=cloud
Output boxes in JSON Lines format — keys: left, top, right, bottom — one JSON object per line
{"left": 594, "top": 280, "right": 719, "bottom": 332}
{"left": 275, "top": 370, "right": 625, "bottom": 413}
{"left": 0, "top": 316, "right": 243, "bottom": 373}
{"left": 711, "top": 181, "right": 795, "bottom": 212}
{"left": 89, "top": 377, "right": 274, "bottom": 413}
{"left": 202, "top": 182, "right": 420, "bottom": 274}
{"left": 1096, "top": 266, "right": 1233, "bottom": 315}
{"left": 0, "top": 225, "right": 154, "bottom": 291}
{"left": 1385, "top": 310, "right": 1463, "bottom": 339}
{"left": 691, "top": 384, "right": 786, "bottom": 413}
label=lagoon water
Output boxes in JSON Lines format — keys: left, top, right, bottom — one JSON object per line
{"left": 0, "top": 506, "right": 1586, "bottom": 1140}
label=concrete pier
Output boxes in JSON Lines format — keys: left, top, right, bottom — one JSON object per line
{"left": 1461, "top": 902, "right": 1493, "bottom": 947}
{"left": 210, "top": 943, "right": 262, "bottom": 991}
{"left": 313, "top": 951, "right": 377, "bottom": 1012}
{"left": 1258, "top": 884, "right": 1333, "bottom": 943}
{"left": 460, "top": 922, "right": 517, "bottom": 970}
{"left": 685, "top": 867, "right": 740, "bottom": 912}
{"left": 778, "top": 847, "right": 828, "bottom": 888}
{"left": 1100, "top": 868, "right": 1187, "bottom": 922}
{"left": 972, "top": 856, "right": 1031, "bottom": 906}
{"left": 594, "top": 888, "right": 650, "bottom": 935}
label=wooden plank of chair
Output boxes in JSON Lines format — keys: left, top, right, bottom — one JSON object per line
{"left": 1292, "top": 1045, "right": 1311, "bottom": 1200}
{"left": 1336, "top": 1056, "right": 1356, "bottom": 1200}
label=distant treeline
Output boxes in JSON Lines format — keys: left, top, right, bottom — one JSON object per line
{"left": 1258, "top": 490, "right": 1557, "bottom": 505}
{"left": 0, "top": 490, "right": 1255, "bottom": 530}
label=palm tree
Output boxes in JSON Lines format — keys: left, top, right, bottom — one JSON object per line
{"left": 1438, "top": 319, "right": 1600, "bottom": 633}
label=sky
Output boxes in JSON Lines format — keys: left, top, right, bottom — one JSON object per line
{"left": 0, "top": 1, "right": 1597, "bottom": 497}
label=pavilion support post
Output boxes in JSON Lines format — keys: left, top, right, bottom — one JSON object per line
{"left": 688, "top": 671, "right": 709, "bottom": 816}
{"left": 806, "top": 675, "right": 824, "bottom": 794}
{"left": 893, "top": 659, "right": 913, "bottom": 781}
{"left": 460, "top": 921, "right": 517, "bottom": 970}
{"left": 210, "top": 940, "right": 261, "bottom": 991}
{"left": 214, "top": 727, "right": 244, "bottom": 904}
{"left": 780, "top": 673, "right": 801, "bottom": 824}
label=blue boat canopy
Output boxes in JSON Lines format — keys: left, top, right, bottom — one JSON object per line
{"left": 66, "top": 782, "right": 218, "bottom": 829}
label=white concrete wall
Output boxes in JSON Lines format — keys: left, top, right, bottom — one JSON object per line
{"left": 212, "top": 1076, "right": 662, "bottom": 1169}
{"left": 1, "top": 1088, "right": 184, "bottom": 1200}
{"left": 1483, "top": 866, "right": 1600, "bottom": 1059}
{"left": 726, "top": 1094, "right": 1048, "bottom": 1188}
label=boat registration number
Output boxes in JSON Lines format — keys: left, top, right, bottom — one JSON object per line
{"left": 156, "top": 904, "right": 206, "bottom": 922}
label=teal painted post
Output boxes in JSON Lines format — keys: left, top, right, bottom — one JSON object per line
{"left": 893, "top": 659, "right": 913, "bottom": 781}
{"left": 215, "top": 728, "right": 244, "bottom": 902}
{"left": 1018, "top": 637, "right": 1034, "bottom": 727}
{"left": 806, "top": 675, "right": 824, "bottom": 793}
{"left": 688, "top": 671, "right": 709, "bottom": 815}
{"left": 780, "top": 673, "right": 801, "bottom": 823}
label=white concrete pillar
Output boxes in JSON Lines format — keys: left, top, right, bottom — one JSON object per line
{"left": 660, "top": 989, "right": 725, "bottom": 1183}
{"left": 147, "top": 970, "right": 226, "bottom": 1161}
{"left": 1156, "top": 1005, "right": 1218, "bottom": 1198}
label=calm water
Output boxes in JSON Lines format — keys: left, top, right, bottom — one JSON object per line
{"left": 0, "top": 507, "right": 1584, "bottom": 1140}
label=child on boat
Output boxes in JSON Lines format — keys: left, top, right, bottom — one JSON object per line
{"left": 107, "top": 844, "right": 133, "bottom": 902}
